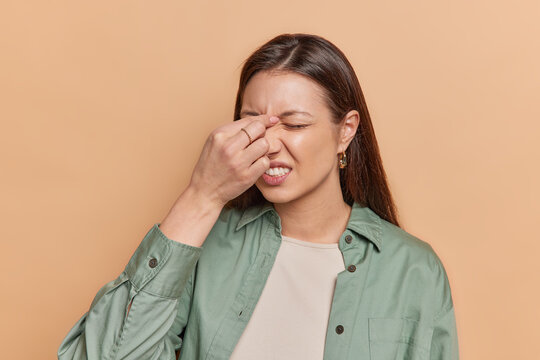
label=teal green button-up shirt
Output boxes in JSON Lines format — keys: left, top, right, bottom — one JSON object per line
{"left": 58, "top": 201, "right": 459, "bottom": 359}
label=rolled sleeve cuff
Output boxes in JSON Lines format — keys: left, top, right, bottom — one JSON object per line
{"left": 124, "top": 223, "right": 203, "bottom": 299}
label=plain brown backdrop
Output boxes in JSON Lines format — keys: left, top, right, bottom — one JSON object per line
{"left": 1, "top": 0, "right": 539, "bottom": 359}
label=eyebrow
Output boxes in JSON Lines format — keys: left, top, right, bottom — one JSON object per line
{"left": 239, "top": 109, "right": 313, "bottom": 118}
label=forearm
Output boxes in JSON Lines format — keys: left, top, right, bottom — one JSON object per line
{"left": 159, "top": 186, "right": 223, "bottom": 248}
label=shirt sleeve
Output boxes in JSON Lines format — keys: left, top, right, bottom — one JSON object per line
{"left": 57, "top": 223, "right": 203, "bottom": 360}
{"left": 430, "top": 306, "right": 459, "bottom": 360}
{"left": 428, "top": 247, "right": 460, "bottom": 360}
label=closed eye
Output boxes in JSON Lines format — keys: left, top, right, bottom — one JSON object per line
{"left": 284, "top": 124, "right": 308, "bottom": 129}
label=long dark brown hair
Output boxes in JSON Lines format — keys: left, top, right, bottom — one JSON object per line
{"left": 224, "top": 33, "right": 400, "bottom": 228}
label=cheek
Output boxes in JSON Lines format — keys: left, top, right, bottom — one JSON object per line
{"left": 287, "top": 132, "right": 335, "bottom": 168}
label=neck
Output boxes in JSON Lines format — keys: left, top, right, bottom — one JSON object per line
{"left": 273, "top": 172, "right": 352, "bottom": 244}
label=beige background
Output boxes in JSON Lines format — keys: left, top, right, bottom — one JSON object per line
{"left": 1, "top": 0, "right": 539, "bottom": 359}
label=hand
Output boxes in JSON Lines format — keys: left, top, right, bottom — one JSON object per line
{"left": 187, "top": 114, "right": 279, "bottom": 208}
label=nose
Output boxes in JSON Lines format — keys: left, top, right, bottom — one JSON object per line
{"left": 265, "top": 123, "right": 282, "bottom": 156}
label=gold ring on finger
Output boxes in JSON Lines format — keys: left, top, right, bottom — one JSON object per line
{"left": 240, "top": 127, "right": 253, "bottom": 145}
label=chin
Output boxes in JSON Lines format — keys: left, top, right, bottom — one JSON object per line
{"left": 256, "top": 184, "right": 297, "bottom": 205}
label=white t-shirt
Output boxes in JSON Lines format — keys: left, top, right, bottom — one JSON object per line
{"left": 230, "top": 234, "right": 345, "bottom": 359}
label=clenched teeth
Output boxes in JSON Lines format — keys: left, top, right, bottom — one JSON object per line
{"left": 265, "top": 167, "right": 291, "bottom": 176}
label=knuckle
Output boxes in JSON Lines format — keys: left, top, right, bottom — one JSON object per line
{"left": 223, "top": 143, "right": 235, "bottom": 159}
{"left": 230, "top": 157, "right": 243, "bottom": 171}
{"left": 239, "top": 171, "right": 250, "bottom": 183}
{"left": 211, "top": 130, "right": 225, "bottom": 143}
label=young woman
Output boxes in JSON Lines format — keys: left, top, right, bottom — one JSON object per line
{"left": 58, "top": 33, "right": 459, "bottom": 360}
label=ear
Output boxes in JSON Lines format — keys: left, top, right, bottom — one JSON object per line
{"left": 337, "top": 110, "right": 360, "bottom": 152}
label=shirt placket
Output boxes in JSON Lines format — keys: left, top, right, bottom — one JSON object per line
{"left": 323, "top": 231, "right": 375, "bottom": 360}
{"left": 206, "top": 212, "right": 282, "bottom": 360}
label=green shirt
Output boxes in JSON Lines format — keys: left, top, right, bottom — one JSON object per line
{"left": 58, "top": 201, "right": 459, "bottom": 359}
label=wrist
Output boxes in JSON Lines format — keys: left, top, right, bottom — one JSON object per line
{"left": 182, "top": 184, "right": 224, "bottom": 212}
{"left": 159, "top": 186, "right": 223, "bottom": 246}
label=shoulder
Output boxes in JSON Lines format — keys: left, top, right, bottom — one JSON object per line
{"left": 378, "top": 217, "right": 445, "bottom": 271}
{"left": 377, "top": 217, "right": 455, "bottom": 312}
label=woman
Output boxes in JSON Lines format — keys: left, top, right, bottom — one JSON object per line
{"left": 58, "top": 33, "right": 459, "bottom": 360}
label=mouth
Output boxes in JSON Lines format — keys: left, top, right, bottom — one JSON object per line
{"left": 262, "top": 168, "right": 292, "bottom": 185}
{"left": 264, "top": 166, "right": 291, "bottom": 177}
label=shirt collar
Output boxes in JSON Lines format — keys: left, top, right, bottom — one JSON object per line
{"left": 235, "top": 200, "right": 383, "bottom": 251}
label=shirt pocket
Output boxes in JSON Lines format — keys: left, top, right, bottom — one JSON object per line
{"left": 368, "top": 317, "right": 433, "bottom": 360}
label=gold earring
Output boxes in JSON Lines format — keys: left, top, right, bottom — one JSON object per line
{"left": 338, "top": 151, "right": 347, "bottom": 169}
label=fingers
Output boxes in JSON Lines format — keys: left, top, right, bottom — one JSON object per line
{"left": 247, "top": 151, "right": 270, "bottom": 180}
{"left": 240, "top": 136, "right": 271, "bottom": 167}
{"left": 229, "top": 114, "right": 279, "bottom": 134}
{"left": 228, "top": 115, "right": 279, "bottom": 151}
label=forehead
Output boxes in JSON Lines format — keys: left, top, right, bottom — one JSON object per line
{"left": 241, "top": 71, "right": 328, "bottom": 111}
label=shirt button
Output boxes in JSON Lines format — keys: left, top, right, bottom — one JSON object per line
{"left": 335, "top": 325, "right": 344, "bottom": 334}
{"left": 149, "top": 258, "right": 158, "bottom": 268}
{"left": 345, "top": 235, "right": 352, "bottom": 243}
{"left": 347, "top": 264, "right": 356, "bottom": 272}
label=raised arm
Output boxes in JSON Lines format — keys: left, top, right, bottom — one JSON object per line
{"left": 58, "top": 114, "right": 278, "bottom": 359}
{"left": 57, "top": 188, "right": 222, "bottom": 359}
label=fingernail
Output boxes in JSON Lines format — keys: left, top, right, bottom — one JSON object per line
{"left": 270, "top": 116, "right": 279, "bottom": 123}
